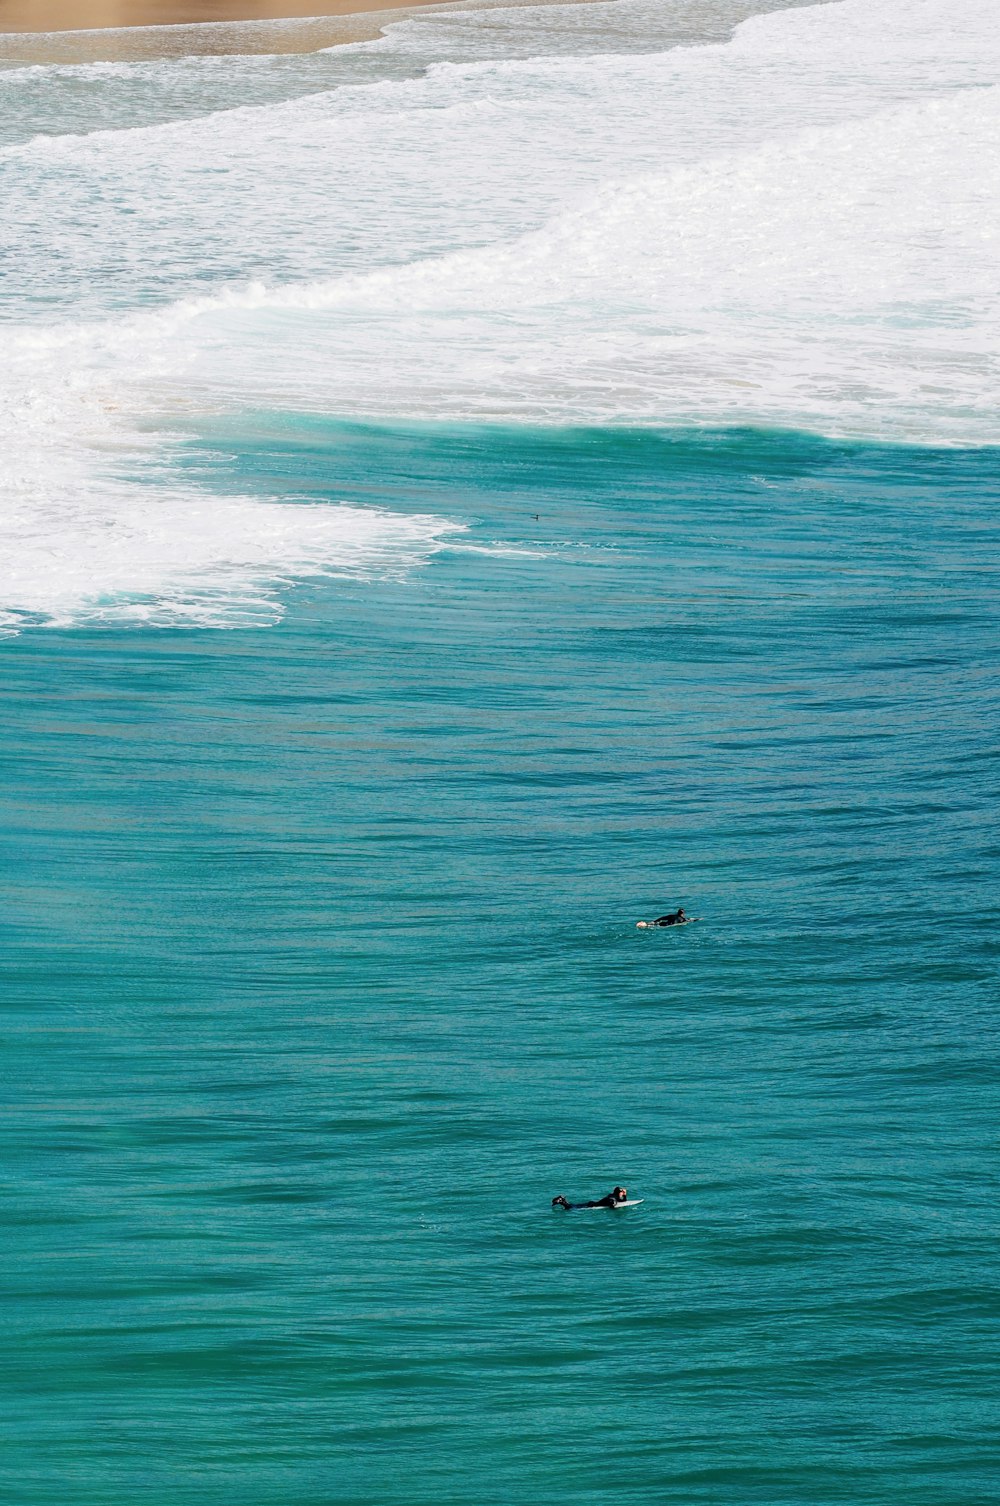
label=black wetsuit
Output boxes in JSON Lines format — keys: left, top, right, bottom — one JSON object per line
{"left": 654, "top": 912, "right": 685, "bottom": 927}
{"left": 555, "top": 1192, "right": 624, "bottom": 1209}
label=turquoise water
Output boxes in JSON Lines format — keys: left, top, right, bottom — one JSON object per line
{"left": 5, "top": 0, "right": 1000, "bottom": 1495}
{"left": 4, "top": 422, "right": 998, "bottom": 1504}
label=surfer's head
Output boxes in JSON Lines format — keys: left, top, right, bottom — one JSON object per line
{"left": 612, "top": 1186, "right": 627, "bottom": 1202}
{"left": 551, "top": 1195, "right": 570, "bottom": 1209}
{"left": 676, "top": 908, "right": 686, "bottom": 919}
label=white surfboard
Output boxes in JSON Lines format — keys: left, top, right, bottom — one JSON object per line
{"left": 636, "top": 918, "right": 699, "bottom": 929}
{"left": 572, "top": 1199, "right": 644, "bottom": 1209}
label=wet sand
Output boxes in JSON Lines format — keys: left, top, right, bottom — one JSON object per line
{"left": 0, "top": 0, "right": 433, "bottom": 27}
{"left": 0, "top": 0, "right": 467, "bottom": 61}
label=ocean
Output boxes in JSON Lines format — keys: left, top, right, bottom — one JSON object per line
{"left": 2, "top": 2, "right": 998, "bottom": 1502}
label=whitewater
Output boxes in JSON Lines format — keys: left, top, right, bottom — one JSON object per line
{"left": 1, "top": 0, "right": 998, "bottom": 628}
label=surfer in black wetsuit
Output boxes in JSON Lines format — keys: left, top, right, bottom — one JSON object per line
{"left": 637, "top": 906, "right": 697, "bottom": 930}
{"left": 552, "top": 1186, "right": 628, "bottom": 1210}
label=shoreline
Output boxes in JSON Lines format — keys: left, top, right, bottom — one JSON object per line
{"left": 0, "top": 0, "right": 519, "bottom": 63}
{"left": 0, "top": 0, "right": 815, "bottom": 68}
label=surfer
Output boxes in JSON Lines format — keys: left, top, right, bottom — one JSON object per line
{"left": 636, "top": 908, "right": 689, "bottom": 929}
{"left": 552, "top": 1186, "right": 628, "bottom": 1210}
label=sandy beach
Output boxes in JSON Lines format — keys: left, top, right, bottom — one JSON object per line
{"left": 0, "top": 0, "right": 463, "bottom": 61}
{"left": 0, "top": 0, "right": 432, "bottom": 26}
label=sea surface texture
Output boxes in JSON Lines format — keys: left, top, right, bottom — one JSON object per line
{"left": 2, "top": 2, "right": 998, "bottom": 1503}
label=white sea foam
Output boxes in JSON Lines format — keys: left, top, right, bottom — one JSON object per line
{"left": 2, "top": 0, "right": 998, "bottom": 629}
{"left": 155, "top": 84, "right": 1000, "bottom": 438}
{"left": 0, "top": 326, "right": 459, "bottom": 632}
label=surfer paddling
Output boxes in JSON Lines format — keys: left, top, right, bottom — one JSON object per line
{"left": 552, "top": 1186, "right": 629, "bottom": 1210}
{"left": 637, "top": 907, "right": 695, "bottom": 929}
